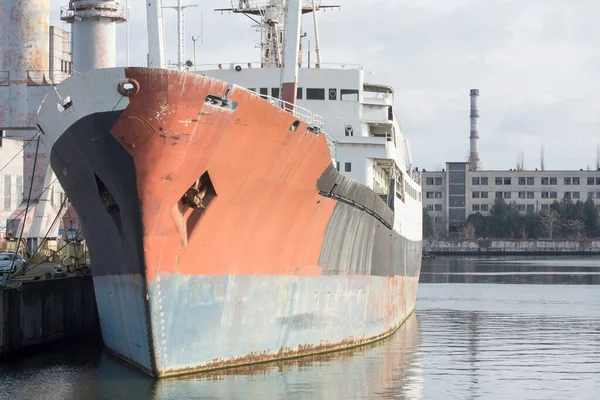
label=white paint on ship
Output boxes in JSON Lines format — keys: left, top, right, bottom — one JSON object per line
{"left": 37, "top": 68, "right": 129, "bottom": 154}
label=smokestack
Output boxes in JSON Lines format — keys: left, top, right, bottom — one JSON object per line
{"left": 469, "top": 89, "right": 480, "bottom": 170}
{"left": 61, "top": 0, "right": 127, "bottom": 73}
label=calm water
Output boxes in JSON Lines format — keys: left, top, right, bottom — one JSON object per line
{"left": 1, "top": 256, "right": 599, "bottom": 400}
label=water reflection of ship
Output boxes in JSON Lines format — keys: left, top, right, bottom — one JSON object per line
{"left": 91, "top": 314, "right": 423, "bottom": 400}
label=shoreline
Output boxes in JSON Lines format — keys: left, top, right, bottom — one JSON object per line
{"left": 424, "top": 239, "right": 600, "bottom": 256}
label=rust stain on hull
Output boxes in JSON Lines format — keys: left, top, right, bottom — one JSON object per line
{"left": 40, "top": 67, "right": 423, "bottom": 380}
{"left": 109, "top": 308, "right": 418, "bottom": 379}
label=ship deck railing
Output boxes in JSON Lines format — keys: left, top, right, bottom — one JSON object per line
{"left": 189, "top": 62, "right": 363, "bottom": 72}
{"left": 59, "top": 5, "right": 128, "bottom": 22}
{"left": 256, "top": 92, "right": 336, "bottom": 162}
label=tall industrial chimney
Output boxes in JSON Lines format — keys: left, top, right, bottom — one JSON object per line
{"left": 61, "top": 0, "right": 127, "bottom": 73}
{"left": 469, "top": 89, "right": 480, "bottom": 170}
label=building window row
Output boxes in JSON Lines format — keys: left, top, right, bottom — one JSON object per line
{"left": 518, "top": 191, "right": 535, "bottom": 199}
{"left": 541, "top": 192, "right": 558, "bottom": 199}
{"left": 564, "top": 177, "right": 580, "bottom": 185}
{"left": 472, "top": 177, "right": 489, "bottom": 185}
{"left": 425, "top": 177, "right": 443, "bottom": 186}
{"left": 427, "top": 204, "right": 444, "bottom": 211}
{"left": 476, "top": 191, "right": 594, "bottom": 199}
{"left": 587, "top": 177, "right": 600, "bottom": 185}
{"left": 474, "top": 202, "right": 598, "bottom": 213}
{"left": 471, "top": 176, "right": 600, "bottom": 186}
{"left": 517, "top": 204, "right": 536, "bottom": 212}
{"left": 541, "top": 177, "right": 556, "bottom": 185}
{"left": 425, "top": 191, "right": 443, "bottom": 199}
{"left": 517, "top": 177, "right": 535, "bottom": 185}
{"left": 493, "top": 177, "right": 512, "bottom": 185}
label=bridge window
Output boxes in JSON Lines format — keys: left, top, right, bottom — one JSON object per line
{"left": 340, "top": 89, "right": 359, "bottom": 101}
{"left": 306, "top": 88, "right": 325, "bottom": 100}
{"left": 297, "top": 87, "right": 303, "bottom": 99}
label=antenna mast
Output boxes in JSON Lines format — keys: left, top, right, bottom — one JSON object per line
{"left": 215, "top": 1, "right": 339, "bottom": 68}
{"left": 311, "top": 0, "right": 322, "bottom": 68}
{"left": 164, "top": 0, "right": 198, "bottom": 70}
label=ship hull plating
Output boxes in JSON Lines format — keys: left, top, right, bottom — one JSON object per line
{"left": 38, "top": 68, "right": 422, "bottom": 377}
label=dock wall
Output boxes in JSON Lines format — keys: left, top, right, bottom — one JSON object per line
{"left": 0, "top": 276, "right": 99, "bottom": 355}
{"left": 424, "top": 239, "right": 600, "bottom": 255}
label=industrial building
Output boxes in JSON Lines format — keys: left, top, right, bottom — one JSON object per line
{"left": 422, "top": 90, "right": 600, "bottom": 235}
{"left": 0, "top": 0, "right": 126, "bottom": 253}
{"left": 0, "top": 138, "right": 24, "bottom": 239}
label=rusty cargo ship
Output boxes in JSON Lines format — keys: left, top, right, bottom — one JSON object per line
{"left": 35, "top": 0, "right": 423, "bottom": 378}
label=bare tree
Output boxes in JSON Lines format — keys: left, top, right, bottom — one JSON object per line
{"left": 540, "top": 143, "right": 545, "bottom": 171}
{"left": 433, "top": 216, "right": 447, "bottom": 238}
{"left": 562, "top": 219, "right": 585, "bottom": 240}
{"left": 539, "top": 209, "right": 559, "bottom": 239}
{"left": 516, "top": 150, "right": 525, "bottom": 171}
{"left": 463, "top": 223, "right": 476, "bottom": 239}
{"left": 520, "top": 227, "right": 527, "bottom": 240}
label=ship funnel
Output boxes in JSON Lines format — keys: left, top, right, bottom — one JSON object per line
{"left": 61, "top": 0, "right": 127, "bottom": 72}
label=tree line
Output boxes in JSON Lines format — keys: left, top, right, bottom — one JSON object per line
{"left": 423, "top": 197, "right": 600, "bottom": 240}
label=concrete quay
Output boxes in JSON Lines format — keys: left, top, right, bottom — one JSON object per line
{"left": 424, "top": 239, "right": 600, "bottom": 256}
{"left": 0, "top": 275, "right": 99, "bottom": 356}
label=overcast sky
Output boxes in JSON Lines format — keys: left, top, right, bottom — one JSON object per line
{"left": 50, "top": 0, "right": 600, "bottom": 172}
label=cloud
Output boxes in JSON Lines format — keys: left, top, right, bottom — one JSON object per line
{"left": 49, "top": 0, "right": 600, "bottom": 171}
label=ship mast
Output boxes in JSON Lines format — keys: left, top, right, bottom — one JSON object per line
{"left": 311, "top": 0, "right": 322, "bottom": 68}
{"left": 163, "top": 1, "right": 198, "bottom": 70}
{"left": 215, "top": 1, "right": 339, "bottom": 69}
{"left": 147, "top": 0, "right": 166, "bottom": 68}
{"left": 280, "top": 0, "right": 302, "bottom": 110}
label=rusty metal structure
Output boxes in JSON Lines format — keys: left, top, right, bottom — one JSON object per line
{"left": 37, "top": 67, "right": 422, "bottom": 378}
{"left": 60, "top": 0, "right": 127, "bottom": 72}
{"left": 215, "top": 1, "right": 339, "bottom": 68}
{"left": 469, "top": 88, "right": 480, "bottom": 171}
{"left": 35, "top": 0, "right": 422, "bottom": 378}
{"left": 0, "top": 0, "right": 66, "bottom": 248}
